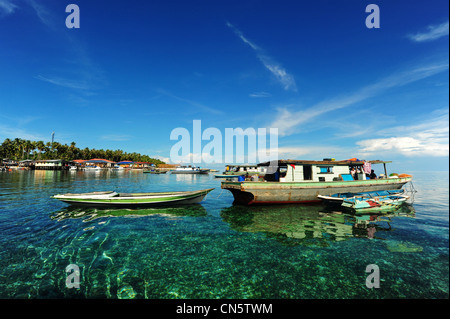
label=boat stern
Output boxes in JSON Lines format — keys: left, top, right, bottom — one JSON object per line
{"left": 221, "top": 181, "right": 255, "bottom": 204}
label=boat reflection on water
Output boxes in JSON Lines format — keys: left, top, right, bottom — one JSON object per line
{"left": 50, "top": 204, "right": 208, "bottom": 222}
{"left": 220, "top": 203, "right": 415, "bottom": 245}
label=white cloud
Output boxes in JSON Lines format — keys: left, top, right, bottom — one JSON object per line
{"left": 25, "top": 0, "right": 54, "bottom": 27}
{"left": 269, "top": 62, "right": 449, "bottom": 136}
{"left": 100, "top": 134, "right": 132, "bottom": 142}
{"left": 169, "top": 152, "right": 216, "bottom": 164}
{"left": 249, "top": 91, "right": 271, "bottom": 98}
{"left": 35, "top": 75, "right": 90, "bottom": 90}
{"left": 149, "top": 154, "right": 171, "bottom": 164}
{"left": 155, "top": 88, "right": 224, "bottom": 115}
{"left": 357, "top": 110, "right": 449, "bottom": 157}
{"left": 408, "top": 21, "right": 449, "bottom": 42}
{"left": 226, "top": 22, "right": 297, "bottom": 92}
{"left": 274, "top": 110, "right": 449, "bottom": 160}
{"left": 0, "top": 0, "right": 17, "bottom": 16}
{"left": 277, "top": 145, "right": 350, "bottom": 160}
{"left": 357, "top": 136, "right": 448, "bottom": 157}
{"left": 0, "top": 124, "right": 46, "bottom": 141}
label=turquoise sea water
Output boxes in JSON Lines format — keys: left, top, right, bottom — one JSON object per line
{"left": 0, "top": 170, "right": 448, "bottom": 299}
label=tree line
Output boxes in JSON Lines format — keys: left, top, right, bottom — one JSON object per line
{"left": 0, "top": 138, "right": 165, "bottom": 165}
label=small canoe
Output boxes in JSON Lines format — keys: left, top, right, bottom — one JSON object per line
{"left": 341, "top": 194, "right": 409, "bottom": 213}
{"left": 318, "top": 189, "right": 405, "bottom": 206}
{"left": 171, "top": 170, "right": 209, "bottom": 174}
{"left": 52, "top": 188, "right": 214, "bottom": 207}
{"left": 318, "top": 189, "right": 409, "bottom": 213}
{"left": 143, "top": 170, "right": 166, "bottom": 174}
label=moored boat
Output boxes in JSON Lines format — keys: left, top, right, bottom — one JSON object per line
{"left": 52, "top": 188, "right": 214, "bottom": 207}
{"left": 85, "top": 166, "right": 102, "bottom": 171}
{"left": 340, "top": 194, "right": 409, "bottom": 213}
{"left": 317, "top": 189, "right": 406, "bottom": 207}
{"left": 214, "top": 174, "right": 240, "bottom": 178}
{"left": 143, "top": 170, "right": 166, "bottom": 174}
{"left": 171, "top": 165, "right": 209, "bottom": 174}
{"left": 318, "top": 189, "right": 409, "bottom": 213}
{"left": 222, "top": 164, "right": 266, "bottom": 176}
{"left": 221, "top": 159, "right": 413, "bottom": 205}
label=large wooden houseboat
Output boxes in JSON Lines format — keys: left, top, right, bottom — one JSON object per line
{"left": 221, "top": 159, "right": 412, "bottom": 205}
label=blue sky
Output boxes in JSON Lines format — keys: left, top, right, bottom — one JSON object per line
{"left": 0, "top": 0, "right": 448, "bottom": 172}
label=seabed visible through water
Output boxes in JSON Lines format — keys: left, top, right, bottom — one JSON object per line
{"left": 0, "top": 170, "right": 448, "bottom": 299}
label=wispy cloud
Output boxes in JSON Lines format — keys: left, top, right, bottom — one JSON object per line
{"left": 249, "top": 91, "right": 271, "bottom": 98}
{"left": 277, "top": 145, "right": 349, "bottom": 160}
{"left": 100, "top": 134, "right": 133, "bottom": 142}
{"left": 0, "top": 114, "right": 46, "bottom": 141}
{"left": 408, "top": 21, "right": 449, "bottom": 42}
{"left": 0, "top": 124, "right": 46, "bottom": 141}
{"left": 23, "top": 1, "right": 104, "bottom": 97}
{"left": 25, "top": 0, "right": 55, "bottom": 27}
{"left": 226, "top": 22, "right": 297, "bottom": 92}
{"left": 156, "top": 88, "right": 224, "bottom": 115}
{"left": 0, "top": 0, "right": 17, "bottom": 16}
{"left": 0, "top": 0, "right": 55, "bottom": 26}
{"left": 269, "top": 61, "right": 449, "bottom": 136}
{"left": 0, "top": 113, "right": 42, "bottom": 127}
{"left": 357, "top": 109, "right": 449, "bottom": 157}
{"left": 34, "top": 75, "right": 90, "bottom": 90}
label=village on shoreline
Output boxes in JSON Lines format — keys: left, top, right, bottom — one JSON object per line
{"left": 0, "top": 137, "right": 173, "bottom": 171}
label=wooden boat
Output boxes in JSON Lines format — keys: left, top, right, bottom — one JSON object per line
{"left": 221, "top": 159, "right": 412, "bottom": 205}
{"left": 214, "top": 174, "right": 240, "bottom": 178}
{"left": 171, "top": 166, "right": 209, "bottom": 174}
{"left": 143, "top": 170, "right": 166, "bottom": 174}
{"left": 52, "top": 188, "right": 214, "bottom": 207}
{"left": 222, "top": 164, "right": 266, "bottom": 176}
{"left": 340, "top": 194, "right": 409, "bottom": 213}
{"left": 85, "top": 166, "right": 102, "bottom": 171}
{"left": 318, "top": 189, "right": 409, "bottom": 213}
{"left": 317, "top": 189, "right": 406, "bottom": 207}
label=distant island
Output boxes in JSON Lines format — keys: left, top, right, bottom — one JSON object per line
{"left": 0, "top": 138, "right": 166, "bottom": 165}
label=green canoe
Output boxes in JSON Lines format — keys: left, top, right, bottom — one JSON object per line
{"left": 52, "top": 188, "right": 214, "bottom": 207}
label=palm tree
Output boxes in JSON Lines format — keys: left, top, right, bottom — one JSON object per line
{"left": 1, "top": 138, "right": 167, "bottom": 164}
{"left": 45, "top": 142, "right": 52, "bottom": 159}
{"left": 36, "top": 141, "right": 45, "bottom": 160}
{"left": 23, "top": 140, "right": 33, "bottom": 160}
{"left": 1, "top": 138, "right": 14, "bottom": 159}
{"left": 12, "top": 138, "right": 25, "bottom": 160}
{"left": 29, "top": 141, "right": 37, "bottom": 159}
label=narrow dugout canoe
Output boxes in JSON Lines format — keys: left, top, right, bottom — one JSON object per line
{"left": 52, "top": 188, "right": 214, "bottom": 207}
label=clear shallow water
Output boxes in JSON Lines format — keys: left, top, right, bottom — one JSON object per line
{"left": 0, "top": 170, "right": 448, "bottom": 299}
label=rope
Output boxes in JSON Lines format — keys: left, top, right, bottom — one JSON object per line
{"left": 405, "top": 181, "right": 417, "bottom": 203}
{"left": 215, "top": 187, "right": 225, "bottom": 199}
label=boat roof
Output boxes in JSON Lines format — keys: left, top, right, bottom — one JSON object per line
{"left": 257, "top": 159, "right": 392, "bottom": 166}
{"left": 225, "top": 164, "right": 259, "bottom": 167}
{"left": 35, "top": 159, "right": 65, "bottom": 163}
{"left": 84, "top": 158, "right": 116, "bottom": 163}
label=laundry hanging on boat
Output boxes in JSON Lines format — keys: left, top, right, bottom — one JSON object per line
{"left": 363, "top": 161, "right": 372, "bottom": 174}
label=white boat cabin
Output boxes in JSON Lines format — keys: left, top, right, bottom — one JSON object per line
{"left": 224, "top": 164, "right": 267, "bottom": 174}
{"left": 175, "top": 165, "right": 204, "bottom": 171}
{"left": 258, "top": 159, "right": 390, "bottom": 182}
